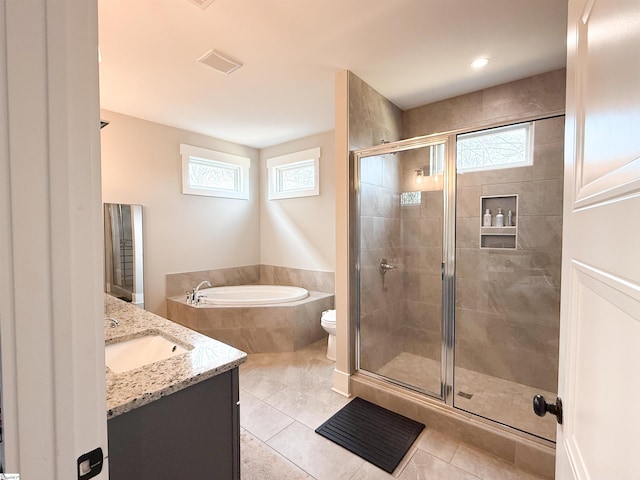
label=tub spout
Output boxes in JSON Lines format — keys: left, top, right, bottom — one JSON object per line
{"left": 195, "top": 280, "right": 212, "bottom": 292}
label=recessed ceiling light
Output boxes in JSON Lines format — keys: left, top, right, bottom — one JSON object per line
{"left": 471, "top": 57, "right": 490, "bottom": 69}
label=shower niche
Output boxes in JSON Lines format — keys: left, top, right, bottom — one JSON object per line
{"left": 479, "top": 195, "right": 518, "bottom": 249}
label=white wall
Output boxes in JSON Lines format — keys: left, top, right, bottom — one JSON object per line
{"left": 1, "top": 1, "right": 108, "bottom": 476}
{"left": 101, "top": 110, "right": 260, "bottom": 315}
{"left": 259, "top": 131, "right": 336, "bottom": 272}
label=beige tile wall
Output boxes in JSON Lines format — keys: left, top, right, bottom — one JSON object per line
{"left": 347, "top": 73, "right": 417, "bottom": 373}
{"left": 358, "top": 153, "right": 405, "bottom": 371}
{"left": 259, "top": 265, "right": 335, "bottom": 294}
{"left": 347, "top": 71, "right": 403, "bottom": 150}
{"left": 167, "top": 291, "right": 334, "bottom": 353}
{"left": 166, "top": 265, "right": 261, "bottom": 299}
{"left": 166, "top": 264, "right": 335, "bottom": 298}
{"left": 400, "top": 186, "right": 444, "bottom": 362}
{"left": 403, "top": 69, "right": 566, "bottom": 138}
{"left": 358, "top": 149, "right": 446, "bottom": 379}
{"left": 398, "top": 71, "right": 566, "bottom": 394}
{"left": 454, "top": 116, "right": 564, "bottom": 393}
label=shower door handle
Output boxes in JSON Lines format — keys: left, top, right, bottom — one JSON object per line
{"left": 532, "top": 394, "right": 563, "bottom": 425}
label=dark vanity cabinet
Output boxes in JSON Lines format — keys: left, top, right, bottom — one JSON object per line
{"left": 108, "top": 368, "right": 240, "bottom": 480}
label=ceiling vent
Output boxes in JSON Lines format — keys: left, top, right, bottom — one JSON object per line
{"left": 187, "top": 0, "right": 216, "bottom": 9}
{"left": 197, "top": 49, "right": 243, "bottom": 75}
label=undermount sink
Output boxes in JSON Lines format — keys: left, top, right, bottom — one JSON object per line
{"left": 106, "top": 334, "right": 189, "bottom": 373}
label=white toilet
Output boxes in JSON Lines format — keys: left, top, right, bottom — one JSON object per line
{"left": 320, "top": 309, "right": 336, "bottom": 361}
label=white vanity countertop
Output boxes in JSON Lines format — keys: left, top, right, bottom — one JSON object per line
{"left": 105, "top": 295, "right": 247, "bottom": 418}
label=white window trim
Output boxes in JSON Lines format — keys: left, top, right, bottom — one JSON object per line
{"left": 180, "top": 143, "right": 250, "bottom": 200}
{"left": 267, "top": 147, "right": 320, "bottom": 200}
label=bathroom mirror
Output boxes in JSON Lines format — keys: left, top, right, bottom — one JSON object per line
{"left": 104, "top": 203, "right": 144, "bottom": 308}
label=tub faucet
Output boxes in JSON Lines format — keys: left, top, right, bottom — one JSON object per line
{"left": 187, "top": 280, "right": 212, "bottom": 305}
{"left": 195, "top": 280, "right": 212, "bottom": 292}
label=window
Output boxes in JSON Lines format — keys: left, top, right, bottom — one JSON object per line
{"left": 429, "top": 143, "right": 446, "bottom": 176}
{"left": 267, "top": 147, "right": 320, "bottom": 200}
{"left": 180, "top": 144, "right": 250, "bottom": 199}
{"left": 400, "top": 191, "right": 421, "bottom": 206}
{"left": 456, "top": 123, "right": 532, "bottom": 173}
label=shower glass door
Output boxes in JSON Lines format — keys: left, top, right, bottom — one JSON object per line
{"left": 356, "top": 139, "right": 450, "bottom": 398}
{"left": 104, "top": 203, "right": 145, "bottom": 307}
{"left": 353, "top": 119, "right": 563, "bottom": 440}
{"left": 452, "top": 118, "right": 563, "bottom": 441}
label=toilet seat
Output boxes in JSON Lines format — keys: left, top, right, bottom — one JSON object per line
{"left": 321, "top": 309, "right": 336, "bottom": 329}
{"left": 321, "top": 309, "right": 337, "bottom": 361}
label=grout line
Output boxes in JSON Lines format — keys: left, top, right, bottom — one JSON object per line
{"left": 393, "top": 445, "right": 417, "bottom": 478}
{"left": 259, "top": 415, "right": 296, "bottom": 444}
{"left": 243, "top": 426, "right": 317, "bottom": 480}
{"left": 448, "top": 442, "right": 462, "bottom": 464}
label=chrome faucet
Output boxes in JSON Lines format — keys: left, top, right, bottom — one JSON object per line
{"left": 194, "top": 280, "right": 212, "bottom": 292}
{"left": 104, "top": 317, "right": 119, "bottom": 328}
{"left": 378, "top": 258, "right": 397, "bottom": 276}
{"left": 378, "top": 258, "right": 397, "bottom": 291}
{"left": 187, "top": 280, "right": 212, "bottom": 305}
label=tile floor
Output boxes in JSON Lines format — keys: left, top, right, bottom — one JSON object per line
{"left": 239, "top": 339, "right": 547, "bottom": 480}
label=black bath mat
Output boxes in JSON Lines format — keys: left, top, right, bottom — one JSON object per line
{"left": 315, "top": 397, "right": 424, "bottom": 473}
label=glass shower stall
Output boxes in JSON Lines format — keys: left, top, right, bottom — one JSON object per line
{"left": 353, "top": 116, "right": 564, "bottom": 441}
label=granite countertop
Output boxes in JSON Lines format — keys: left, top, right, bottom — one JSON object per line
{"left": 105, "top": 295, "right": 247, "bottom": 418}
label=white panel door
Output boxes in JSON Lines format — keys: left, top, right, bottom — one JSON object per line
{"left": 557, "top": 0, "right": 640, "bottom": 478}
{"left": 0, "top": 0, "right": 108, "bottom": 478}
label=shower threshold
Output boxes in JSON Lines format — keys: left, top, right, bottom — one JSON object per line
{"left": 377, "top": 352, "right": 556, "bottom": 441}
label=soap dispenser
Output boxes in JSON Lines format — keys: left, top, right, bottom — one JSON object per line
{"left": 496, "top": 208, "right": 504, "bottom": 227}
{"left": 483, "top": 209, "right": 492, "bottom": 227}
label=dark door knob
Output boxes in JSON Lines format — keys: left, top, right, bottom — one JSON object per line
{"left": 533, "top": 394, "right": 563, "bottom": 425}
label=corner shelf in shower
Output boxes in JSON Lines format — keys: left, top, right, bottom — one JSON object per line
{"left": 480, "top": 195, "right": 518, "bottom": 249}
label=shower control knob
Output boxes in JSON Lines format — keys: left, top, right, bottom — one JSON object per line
{"left": 378, "top": 258, "right": 397, "bottom": 275}
{"left": 533, "top": 394, "right": 563, "bottom": 425}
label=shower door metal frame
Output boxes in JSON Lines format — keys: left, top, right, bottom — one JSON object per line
{"left": 351, "top": 110, "right": 567, "bottom": 439}
{"left": 352, "top": 133, "right": 456, "bottom": 404}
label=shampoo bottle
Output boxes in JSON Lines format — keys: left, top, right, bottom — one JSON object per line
{"left": 483, "top": 209, "right": 492, "bottom": 227}
{"left": 496, "top": 208, "right": 504, "bottom": 227}
{"left": 507, "top": 210, "right": 513, "bottom": 226}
